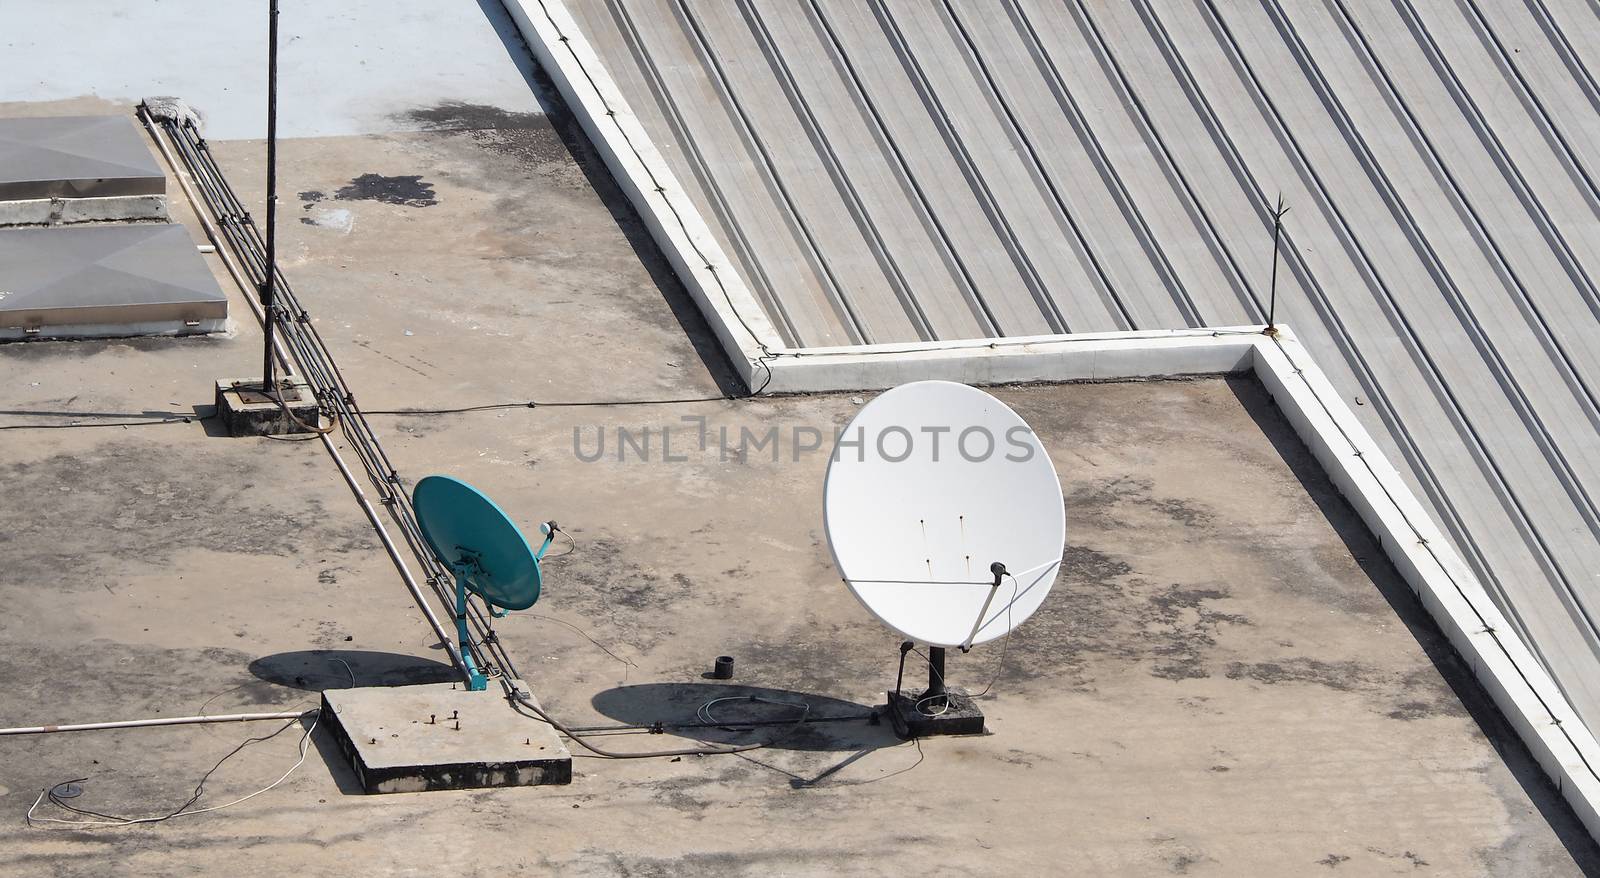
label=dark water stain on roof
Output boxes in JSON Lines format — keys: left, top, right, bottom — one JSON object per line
{"left": 334, "top": 173, "right": 437, "bottom": 208}
{"left": 402, "top": 101, "right": 575, "bottom": 173}
{"left": 402, "top": 101, "right": 542, "bottom": 132}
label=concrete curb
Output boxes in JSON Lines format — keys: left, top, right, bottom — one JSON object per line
{"left": 758, "top": 327, "right": 1259, "bottom": 392}
{"left": 0, "top": 194, "right": 168, "bottom": 227}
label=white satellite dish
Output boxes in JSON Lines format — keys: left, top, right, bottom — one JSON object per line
{"left": 825, "top": 380, "right": 1064, "bottom": 646}
{"left": 823, "top": 381, "right": 1064, "bottom": 735}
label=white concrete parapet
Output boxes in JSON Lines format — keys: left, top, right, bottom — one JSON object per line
{"left": 758, "top": 327, "right": 1259, "bottom": 392}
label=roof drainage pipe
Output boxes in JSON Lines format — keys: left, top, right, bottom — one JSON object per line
{"left": 0, "top": 711, "right": 308, "bottom": 736}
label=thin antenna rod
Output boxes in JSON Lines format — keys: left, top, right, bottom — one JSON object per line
{"left": 1266, "top": 192, "right": 1289, "bottom": 334}
{"left": 261, "top": 0, "right": 280, "bottom": 390}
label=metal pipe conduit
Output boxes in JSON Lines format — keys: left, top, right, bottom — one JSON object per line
{"left": 145, "top": 112, "right": 511, "bottom": 686}
{"left": 138, "top": 105, "right": 293, "bottom": 376}
{"left": 0, "top": 711, "right": 308, "bottom": 737}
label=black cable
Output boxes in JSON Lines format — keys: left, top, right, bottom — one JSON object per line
{"left": 973, "top": 574, "right": 1019, "bottom": 698}
{"left": 509, "top": 690, "right": 811, "bottom": 759}
{"left": 0, "top": 416, "right": 206, "bottom": 432}
{"left": 522, "top": 612, "right": 634, "bottom": 668}
{"left": 36, "top": 711, "right": 312, "bottom": 826}
{"left": 480, "top": 396, "right": 735, "bottom": 409}
{"left": 363, "top": 402, "right": 537, "bottom": 416}
{"left": 899, "top": 572, "right": 1020, "bottom": 705}
{"left": 737, "top": 735, "right": 924, "bottom": 788}
{"left": 561, "top": 712, "right": 873, "bottom": 734}
{"left": 360, "top": 395, "right": 741, "bottom": 416}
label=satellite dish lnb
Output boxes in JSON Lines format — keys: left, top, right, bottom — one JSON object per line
{"left": 823, "top": 381, "right": 1064, "bottom": 736}
{"left": 414, "top": 475, "right": 556, "bottom": 691}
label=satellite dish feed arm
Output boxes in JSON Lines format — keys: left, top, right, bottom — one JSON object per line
{"left": 960, "top": 562, "right": 1008, "bottom": 653}
{"left": 535, "top": 520, "right": 559, "bottom": 560}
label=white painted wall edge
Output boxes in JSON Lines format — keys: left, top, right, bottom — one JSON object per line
{"left": 758, "top": 327, "right": 1262, "bottom": 393}
{"left": 504, "top": 0, "right": 1600, "bottom": 835}
{"left": 500, "top": 0, "right": 780, "bottom": 393}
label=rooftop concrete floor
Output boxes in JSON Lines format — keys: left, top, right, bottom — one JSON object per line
{"left": 553, "top": 0, "right": 1600, "bottom": 747}
{"left": 0, "top": 92, "right": 1597, "bottom": 876}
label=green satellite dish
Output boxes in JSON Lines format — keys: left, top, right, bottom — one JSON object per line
{"left": 413, "top": 475, "right": 555, "bottom": 690}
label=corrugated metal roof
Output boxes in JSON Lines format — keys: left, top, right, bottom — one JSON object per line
{"left": 562, "top": 0, "right": 1600, "bottom": 733}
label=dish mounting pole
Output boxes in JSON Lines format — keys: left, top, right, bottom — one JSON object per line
{"left": 924, "top": 646, "right": 946, "bottom": 700}
{"left": 450, "top": 553, "right": 490, "bottom": 691}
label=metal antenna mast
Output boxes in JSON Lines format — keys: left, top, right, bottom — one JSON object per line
{"left": 1266, "top": 192, "right": 1289, "bottom": 335}
{"left": 261, "top": 0, "right": 280, "bottom": 390}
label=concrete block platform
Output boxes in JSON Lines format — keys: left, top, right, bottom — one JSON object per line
{"left": 887, "top": 688, "right": 985, "bottom": 738}
{"left": 215, "top": 378, "right": 321, "bottom": 437}
{"left": 321, "top": 681, "right": 571, "bottom": 794}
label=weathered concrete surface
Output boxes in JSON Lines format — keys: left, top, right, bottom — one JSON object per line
{"left": 0, "top": 93, "right": 1596, "bottom": 876}
{"left": 0, "top": 193, "right": 168, "bottom": 228}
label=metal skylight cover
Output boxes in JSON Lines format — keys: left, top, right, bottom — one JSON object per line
{"left": 0, "top": 115, "right": 165, "bottom": 201}
{"left": 0, "top": 224, "right": 226, "bottom": 328}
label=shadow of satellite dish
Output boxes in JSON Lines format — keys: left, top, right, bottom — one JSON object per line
{"left": 589, "top": 683, "right": 894, "bottom": 753}
{"left": 248, "top": 649, "right": 459, "bottom": 692}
